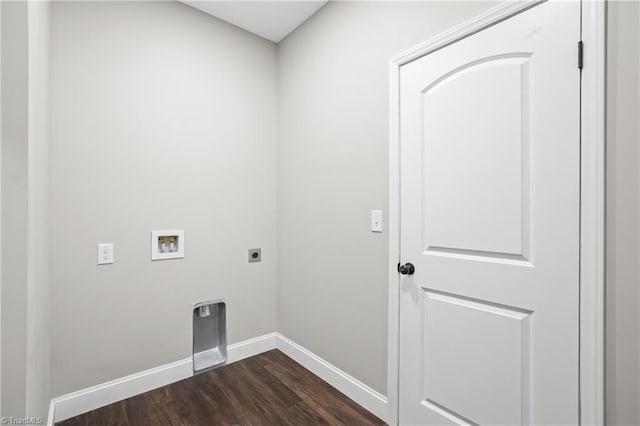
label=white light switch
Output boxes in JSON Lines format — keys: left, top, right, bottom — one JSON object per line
{"left": 371, "top": 210, "right": 383, "bottom": 233}
{"left": 97, "top": 243, "right": 114, "bottom": 265}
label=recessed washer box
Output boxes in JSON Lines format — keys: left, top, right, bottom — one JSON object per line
{"left": 193, "top": 300, "right": 227, "bottom": 373}
{"left": 151, "top": 229, "right": 184, "bottom": 260}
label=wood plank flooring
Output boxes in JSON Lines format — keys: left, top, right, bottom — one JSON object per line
{"left": 57, "top": 349, "right": 386, "bottom": 426}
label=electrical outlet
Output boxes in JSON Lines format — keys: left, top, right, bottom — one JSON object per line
{"left": 97, "top": 243, "right": 114, "bottom": 265}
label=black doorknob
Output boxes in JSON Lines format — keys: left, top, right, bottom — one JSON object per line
{"left": 398, "top": 263, "right": 415, "bottom": 275}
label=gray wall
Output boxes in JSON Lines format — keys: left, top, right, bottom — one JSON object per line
{"left": 1, "top": 0, "right": 51, "bottom": 418}
{"left": 1, "top": 1, "right": 29, "bottom": 416}
{"left": 606, "top": 2, "right": 640, "bottom": 425}
{"left": 278, "top": 1, "right": 640, "bottom": 415}
{"left": 50, "top": 1, "right": 278, "bottom": 396}
{"left": 45, "top": 1, "right": 640, "bottom": 421}
{"left": 277, "top": 1, "right": 496, "bottom": 395}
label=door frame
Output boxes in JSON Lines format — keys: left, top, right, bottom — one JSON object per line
{"left": 386, "top": 1, "right": 606, "bottom": 424}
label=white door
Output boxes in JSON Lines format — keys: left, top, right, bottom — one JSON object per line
{"left": 398, "top": 2, "right": 580, "bottom": 425}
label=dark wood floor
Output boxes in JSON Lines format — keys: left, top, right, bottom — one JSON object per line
{"left": 57, "top": 349, "right": 385, "bottom": 426}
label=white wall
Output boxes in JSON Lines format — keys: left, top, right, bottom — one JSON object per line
{"left": 50, "top": 1, "right": 278, "bottom": 396}
{"left": 277, "top": 1, "right": 497, "bottom": 394}
{"left": 1, "top": 0, "right": 51, "bottom": 418}
{"left": 606, "top": 2, "right": 640, "bottom": 425}
{"left": 25, "top": 0, "right": 51, "bottom": 418}
{"left": 26, "top": 1, "right": 51, "bottom": 417}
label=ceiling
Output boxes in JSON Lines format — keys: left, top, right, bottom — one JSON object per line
{"left": 182, "top": 1, "right": 328, "bottom": 43}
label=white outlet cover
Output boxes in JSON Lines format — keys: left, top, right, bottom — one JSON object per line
{"left": 97, "top": 243, "right": 114, "bottom": 265}
{"left": 151, "top": 229, "right": 184, "bottom": 261}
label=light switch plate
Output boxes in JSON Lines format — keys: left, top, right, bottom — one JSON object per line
{"left": 97, "top": 243, "right": 114, "bottom": 265}
{"left": 371, "top": 210, "right": 383, "bottom": 233}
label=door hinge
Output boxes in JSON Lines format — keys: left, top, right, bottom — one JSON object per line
{"left": 578, "top": 40, "right": 584, "bottom": 70}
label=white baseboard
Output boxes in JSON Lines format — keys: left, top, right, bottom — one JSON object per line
{"left": 276, "top": 335, "right": 388, "bottom": 422}
{"left": 50, "top": 357, "right": 192, "bottom": 424}
{"left": 48, "top": 332, "right": 387, "bottom": 424}
{"left": 47, "top": 399, "right": 55, "bottom": 426}
{"left": 49, "top": 332, "right": 277, "bottom": 424}
{"left": 228, "top": 332, "right": 278, "bottom": 363}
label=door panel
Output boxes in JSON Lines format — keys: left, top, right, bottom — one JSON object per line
{"left": 422, "top": 290, "right": 532, "bottom": 426}
{"left": 423, "top": 55, "right": 531, "bottom": 259}
{"left": 399, "top": 2, "right": 580, "bottom": 425}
